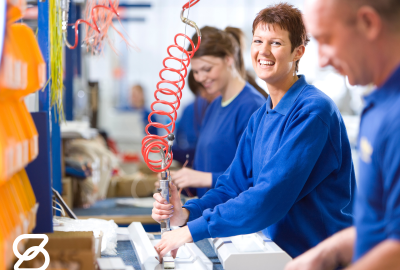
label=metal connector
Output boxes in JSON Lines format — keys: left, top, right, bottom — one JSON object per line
{"left": 180, "top": 9, "right": 201, "bottom": 39}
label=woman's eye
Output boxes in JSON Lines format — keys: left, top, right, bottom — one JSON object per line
{"left": 271, "top": 41, "right": 281, "bottom": 45}
{"left": 253, "top": 40, "right": 262, "bottom": 44}
{"left": 204, "top": 68, "right": 212, "bottom": 72}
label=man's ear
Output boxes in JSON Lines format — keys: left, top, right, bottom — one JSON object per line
{"left": 356, "top": 6, "right": 382, "bottom": 41}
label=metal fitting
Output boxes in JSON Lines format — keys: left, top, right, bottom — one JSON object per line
{"left": 180, "top": 9, "right": 201, "bottom": 39}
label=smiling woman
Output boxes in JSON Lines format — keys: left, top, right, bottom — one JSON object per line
{"left": 152, "top": 3, "right": 356, "bottom": 262}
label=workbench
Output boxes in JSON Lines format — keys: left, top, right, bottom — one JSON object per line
{"left": 103, "top": 235, "right": 223, "bottom": 270}
{"left": 74, "top": 198, "right": 159, "bottom": 231}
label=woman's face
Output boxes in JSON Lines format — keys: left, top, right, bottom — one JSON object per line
{"left": 191, "top": 55, "right": 232, "bottom": 96}
{"left": 251, "top": 24, "right": 303, "bottom": 84}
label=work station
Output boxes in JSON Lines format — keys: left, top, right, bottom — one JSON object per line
{"left": 1, "top": 0, "right": 400, "bottom": 269}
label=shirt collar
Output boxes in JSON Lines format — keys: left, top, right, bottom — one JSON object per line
{"left": 363, "top": 64, "right": 400, "bottom": 107}
{"left": 267, "top": 75, "right": 308, "bottom": 115}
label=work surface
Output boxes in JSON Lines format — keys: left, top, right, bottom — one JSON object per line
{"left": 104, "top": 235, "right": 223, "bottom": 270}
{"left": 74, "top": 198, "right": 157, "bottom": 226}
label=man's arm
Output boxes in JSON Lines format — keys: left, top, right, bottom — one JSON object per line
{"left": 285, "top": 227, "right": 355, "bottom": 270}
{"left": 345, "top": 240, "right": 400, "bottom": 270}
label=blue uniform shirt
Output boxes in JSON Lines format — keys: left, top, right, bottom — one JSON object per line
{"left": 193, "top": 82, "right": 266, "bottom": 198}
{"left": 354, "top": 65, "right": 400, "bottom": 261}
{"left": 184, "top": 75, "right": 355, "bottom": 258}
{"left": 172, "top": 97, "right": 209, "bottom": 166}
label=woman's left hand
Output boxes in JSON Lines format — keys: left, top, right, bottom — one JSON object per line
{"left": 170, "top": 168, "right": 212, "bottom": 189}
{"left": 154, "top": 226, "right": 193, "bottom": 261}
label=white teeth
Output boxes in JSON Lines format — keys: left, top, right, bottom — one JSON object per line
{"left": 259, "top": 60, "right": 274, "bottom": 66}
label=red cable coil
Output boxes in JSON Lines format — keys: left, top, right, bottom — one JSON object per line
{"left": 68, "top": 0, "right": 119, "bottom": 50}
{"left": 141, "top": 2, "right": 201, "bottom": 173}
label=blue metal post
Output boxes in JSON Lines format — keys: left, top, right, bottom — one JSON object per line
{"left": 64, "top": 2, "right": 81, "bottom": 120}
{"left": 30, "top": 0, "right": 53, "bottom": 233}
{"left": 52, "top": 109, "right": 62, "bottom": 195}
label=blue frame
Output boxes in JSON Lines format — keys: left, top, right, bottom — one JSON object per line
{"left": 0, "top": 0, "right": 6, "bottom": 64}
{"left": 64, "top": 2, "right": 81, "bottom": 121}
{"left": 26, "top": 0, "right": 62, "bottom": 233}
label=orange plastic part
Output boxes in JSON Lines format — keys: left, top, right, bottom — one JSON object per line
{"left": 6, "top": 0, "right": 27, "bottom": 24}
{"left": 0, "top": 100, "right": 40, "bottom": 182}
{"left": 0, "top": 103, "right": 17, "bottom": 181}
{"left": 0, "top": 23, "right": 45, "bottom": 99}
{"left": 16, "top": 101, "right": 38, "bottom": 161}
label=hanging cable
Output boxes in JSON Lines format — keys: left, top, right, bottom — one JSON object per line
{"left": 61, "top": 0, "right": 135, "bottom": 52}
{"left": 141, "top": 0, "right": 201, "bottom": 172}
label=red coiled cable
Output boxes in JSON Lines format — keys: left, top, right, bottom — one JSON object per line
{"left": 67, "top": 0, "right": 119, "bottom": 50}
{"left": 141, "top": 1, "right": 201, "bottom": 172}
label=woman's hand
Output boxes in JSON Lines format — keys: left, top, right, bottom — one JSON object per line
{"left": 170, "top": 168, "right": 212, "bottom": 189}
{"left": 154, "top": 226, "right": 193, "bottom": 261}
{"left": 152, "top": 182, "right": 190, "bottom": 226}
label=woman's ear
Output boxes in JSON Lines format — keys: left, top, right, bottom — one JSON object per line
{"left": 224, "top": 55, "right": 235, "bottom": 67}
{"left": 293, "top": 45, "right": 305, "bottom": 62}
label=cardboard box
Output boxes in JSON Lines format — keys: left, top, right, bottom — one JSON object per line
{"left": 21, "top": 231, "right": 95, "bottom": 270}
{"left": 108, "top": 173, "right": 157, "bottom": 198}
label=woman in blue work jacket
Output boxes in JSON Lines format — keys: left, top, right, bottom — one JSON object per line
{"left": 171, "top": 70, "right": 219, "bottom": 167}
{"left": 167, "top": 26, "right": 267, "bottom": 198}
{"left": 152, "top": 3, "right": 356, "bottom": 260}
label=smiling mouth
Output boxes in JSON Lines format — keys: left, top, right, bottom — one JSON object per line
{"left": 258, "top": 59, "right": 275, "bottom": 67}
{"left": 203, "top": 82, "right": 212, "bottom": 88}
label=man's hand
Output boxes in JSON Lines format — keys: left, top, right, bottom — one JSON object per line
{"left": 285, "top": 227, "right": 355, "bottom": 270}
{"left": 170, "top": 168, "right": 212, "bottom": 189}
{"left": 152, "top": 182, "right": 189, "bottom": 226}
{"left": 154, "top": 226, "right": 193, "bottom": 261}
{"left": 285, "top": 243, "right": 338, "bottom": 270}
{"left": 345, "top": 240, "right": 400, "bottom": 270}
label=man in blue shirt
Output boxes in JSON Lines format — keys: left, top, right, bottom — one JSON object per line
{"left": 286, "top": 0, "right": 400, "bottom": 269}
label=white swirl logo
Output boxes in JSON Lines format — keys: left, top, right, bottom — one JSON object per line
{"left": 13, "top": 234, "right": 50, "bottom": 270}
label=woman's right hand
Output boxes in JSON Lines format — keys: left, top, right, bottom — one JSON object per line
{"left": 152, "top": 182, "right": 190, "bottom": 227}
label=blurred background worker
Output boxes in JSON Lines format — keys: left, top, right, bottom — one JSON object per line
{"left": 167, "top": 26, "right": 267, "bottom": 198}
{"left": 130, "top": 84, "right": 158, "bottom": 136}
{"left": 285, "top": 0, "right": 400, "bottom": 269}
{"left": 171, "top": 70, "right": 219, "bottom": 167}
{"left": 152, "top": 3, "right": 355, "bottom": 260}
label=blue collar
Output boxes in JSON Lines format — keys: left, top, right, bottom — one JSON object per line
{"left": 363, "top": 64, "right": 400, "bottom": 107}
{"left": 267, "top": 75, "right": 308, "bottom": 115}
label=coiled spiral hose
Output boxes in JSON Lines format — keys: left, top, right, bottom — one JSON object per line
{"left": 141, "top": 1, "right": 201, "bottom": 172}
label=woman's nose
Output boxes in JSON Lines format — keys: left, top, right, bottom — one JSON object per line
{"left": 259, "top": 43, "right": 272, "bottom": 56}
{"left": 195, "top": 72, "right": 206, "bottom": 83}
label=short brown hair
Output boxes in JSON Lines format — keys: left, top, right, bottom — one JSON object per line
{"left": 252, "top": 3, "right": 310, "bottom": 73}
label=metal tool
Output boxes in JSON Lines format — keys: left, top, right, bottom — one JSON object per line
{"left": 159, "top": 134, "right": 175, "bottom": 234}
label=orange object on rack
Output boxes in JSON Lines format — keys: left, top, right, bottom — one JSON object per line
{"left": 16, "top": 101, "right": 38, "bottom": 161}
{"left": 0, "top": 23, "right": 46, "bottom": 99}
{"left": 0, "top": 101, "right": 39, "bottom": 183}
{"left": 2, "top": 102, "right": 25, "bottom": 175}
{"left": 0, "top": 1, "right": 40, "bottom": 267}
{"left": 6, "top": 0, "right": 26, "bottom": 24}
{"left": 0, "top": 103, "right": 18, "bottom": 181}
{"left": 0, "top": 23, "right": 27, "bottom": 93}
